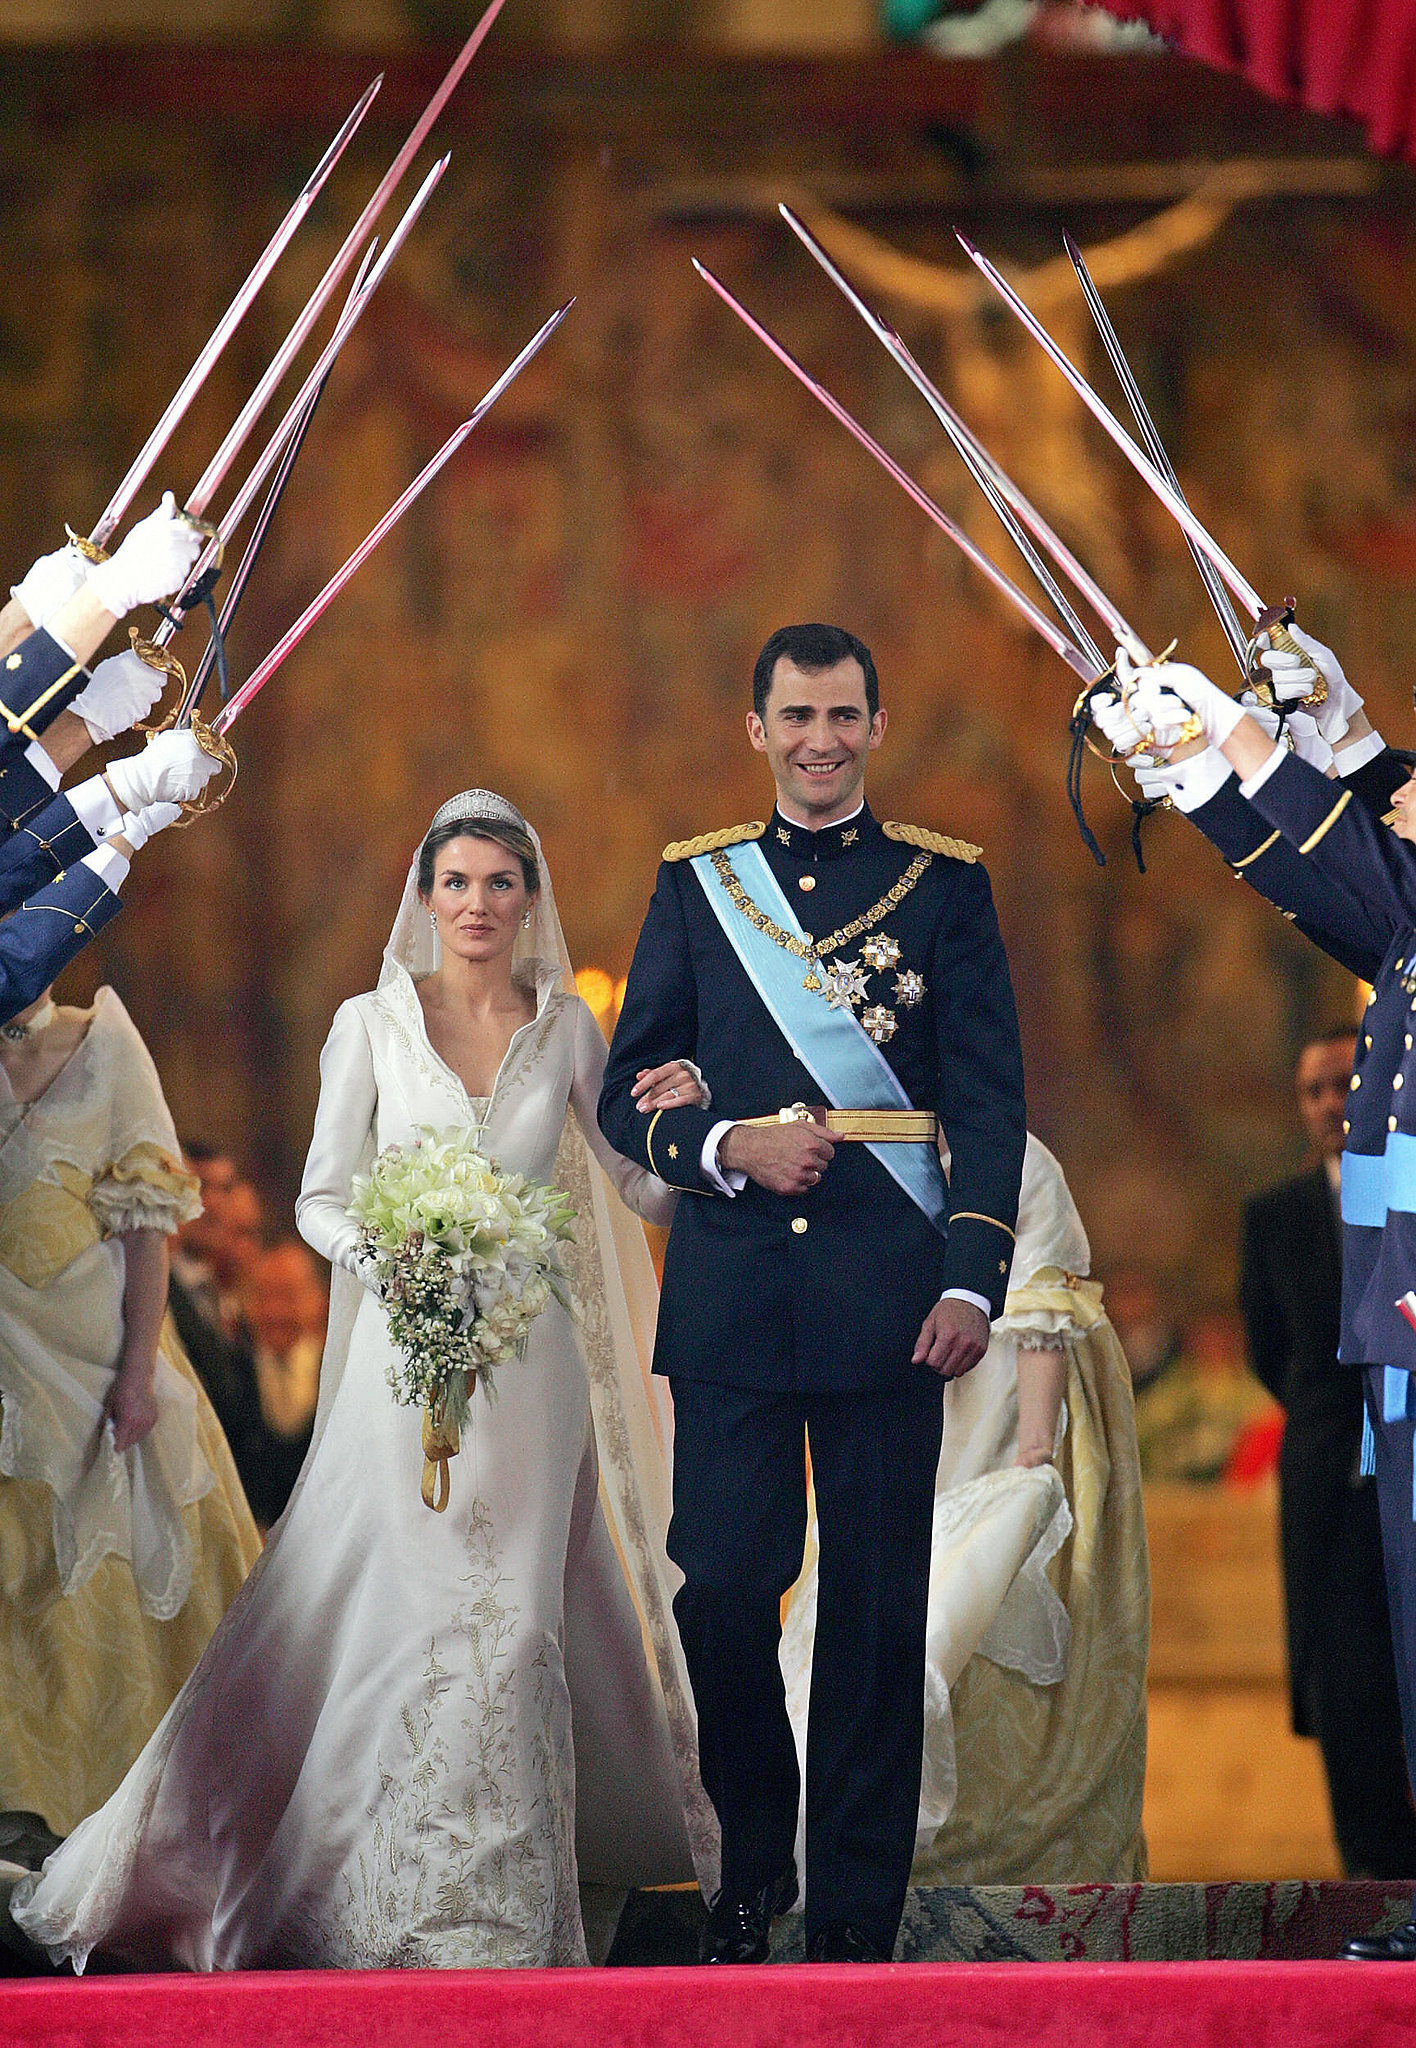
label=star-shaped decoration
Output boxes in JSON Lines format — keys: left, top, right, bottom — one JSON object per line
{"left": 894, "top": 969, "right": 926, "bottom": 1008}
{"left": 821, "top": 957, "right": 869, "bottom": 1009}
{"left": 862, "top": 934, "right": 900, "bottom": 973}
{"left": 667, "top": 1143, "right": 679, "bottom": 1160}
{"left": 861, "top": 1004, "right": 897, "bottom": 1044}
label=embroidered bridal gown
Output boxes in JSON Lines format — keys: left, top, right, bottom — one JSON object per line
{"left": 15, "top": 843, "right": 714, "bottom": 1972}
{"left": 780, "top": 1134, "right": 1149, "bottom": 1891}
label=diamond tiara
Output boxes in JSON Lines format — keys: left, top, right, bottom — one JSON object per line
{"left": 426, "top": 789, "right": 528, "bottom": 838}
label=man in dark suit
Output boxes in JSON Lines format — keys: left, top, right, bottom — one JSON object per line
{"left": 1241, "top": 1027, "right": 1416, "bottom": 1877}
{"left": 599, "top": 623, "right": 1026, "bottom": 1964}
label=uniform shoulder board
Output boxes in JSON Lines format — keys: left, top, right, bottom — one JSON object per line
{"left": 662, "top": 821, "right": 767, "bottom": 862}
{"left": 882, "top": 821, "right": 982, "bottom": 863}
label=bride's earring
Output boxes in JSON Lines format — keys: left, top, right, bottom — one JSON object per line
{"left": 428, "top": 912, "right": 437, "bottom": 934}
{"left": 522, "top": 910, "right": 532, "bottom": 929}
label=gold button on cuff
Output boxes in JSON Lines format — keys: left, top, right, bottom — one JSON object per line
{"left": 798, "top": 875, "right": 816, "bottom": 892}
{"left": 791, "top": 1216, "right": 808, "bottom": 1235}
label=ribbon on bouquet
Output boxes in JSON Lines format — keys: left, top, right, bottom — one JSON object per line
{"left": 421, "top": 1403, "right": 461, "bottom": 1514}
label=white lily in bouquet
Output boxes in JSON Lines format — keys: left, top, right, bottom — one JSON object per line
{"left": 347, "top": 1126, "right": 576, "bottom": 1510}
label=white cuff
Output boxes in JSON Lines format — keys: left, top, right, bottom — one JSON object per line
{"left": 47, "top": 629, "right": 81, "bottom": 666}
{"left": 1238, "top": 744, "right": 1288, "bottom": 799}
{"left": 67, "top": 773, "right": 124, "bottom": 841}
{"left": 1336, "top": 728, "right": 1387, "bottom": 775}
{"left": 942, "top": 1286, "right": 993, "bottom": 1317}
{"left": 22, "top": 740, "right": 61, "bottom": 791}
{"left": 1167, "top": 748, "right": 1234, "bottom": 814}
{"left": 702, "top": 1119, "right": 748, "bottom": 1196}
{"left": 81, "top": 842, "right": 129, "bottom": 892}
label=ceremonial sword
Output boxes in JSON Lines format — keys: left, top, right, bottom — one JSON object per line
{"left": 956, "top": 230, "right": 1316, "bottom": 697}
{"left": 154, "top": 158, "right": 447, "bottom": 676}
{"left": 211, "top": 300, "right": 576, "bottom": 739}
{"left": 694, "top": 255, "right": 1184, "bottom": 861}
{"left": 88, "top": 73, "right": 383, "bottom": 552}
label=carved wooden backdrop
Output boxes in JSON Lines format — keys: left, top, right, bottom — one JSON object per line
{"left": 7, "top": 45, "right": 1413, "bottom": 1303}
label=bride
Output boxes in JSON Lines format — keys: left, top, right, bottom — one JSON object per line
{"left": 14, "top": 789, "right": 716, "bottom": 1971}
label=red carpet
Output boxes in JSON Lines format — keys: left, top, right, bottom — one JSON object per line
{"left": 2, "top": 1961, "right": 1414, "bottom": 2048}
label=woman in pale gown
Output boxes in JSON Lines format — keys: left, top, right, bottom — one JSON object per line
{"left": 0, "top": 983, "right": 261, "bottom": 1841}
{"left": 14, "top": 790, "right": 715, "bottom": 1971}
{"left": 780, "top": 1133, "right": 1149, "bottom": 1889}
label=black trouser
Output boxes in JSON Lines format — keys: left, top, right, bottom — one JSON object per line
{"left": 1361, "top": 1368, "right": 1416, "bottom": 1907}
{"left": 667, "top": 1374, "right": 944, "bottom": 1960}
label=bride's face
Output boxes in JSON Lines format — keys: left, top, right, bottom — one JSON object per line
{"left": 422, "top": 834, "right": 535, "bottom": 967}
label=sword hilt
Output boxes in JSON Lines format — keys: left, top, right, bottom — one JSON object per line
{"left": 170, "top": 706, "right": 238, "bottom": 827}
{"left": 1245, "top": 598, "right": 1327, "bottom": 710}
{"left": 129, "top": 628, "right": 189, "bottom": 734}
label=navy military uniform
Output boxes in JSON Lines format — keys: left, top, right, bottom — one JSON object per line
{"left": 0, "top": 624, "right": 122, "bottom": 1022}
{"left": 599, "top": 802, "right": 1025, "bottom": 1955}
{"left": 1187, "top": 746, "right": 1416, "bottom": 1898}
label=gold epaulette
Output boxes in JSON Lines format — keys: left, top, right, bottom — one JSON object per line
{"left": 882, "top": 821, "right": 981, "bottom": 863}
{"left": 663, "top": 821, "right": 766, "bottom": 862}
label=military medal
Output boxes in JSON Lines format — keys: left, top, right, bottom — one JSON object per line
{"left": 861, "top": 1004, "right": 897, "bottom": 1044}
{"left": 862, "top": 934, "right": 900, "bottom": 972}
{"left": 894, "top": 969, "right": 926, "bottom": 1007}
{"left": 822, "top": 959, "right": 869, "bottom": 1010}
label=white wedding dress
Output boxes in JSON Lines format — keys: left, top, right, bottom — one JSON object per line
{"left": 14, "top": 841, "right": 715, "bottom": 1972}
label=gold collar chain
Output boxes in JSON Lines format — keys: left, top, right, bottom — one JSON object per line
{"left": 710, "top": 847, "right": 932, "bottom": 964}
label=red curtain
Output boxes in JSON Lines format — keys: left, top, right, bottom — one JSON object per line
{"left": 1092, "top": 0, "right": 1416, "bottom": 159}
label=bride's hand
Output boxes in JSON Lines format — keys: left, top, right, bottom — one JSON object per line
{"left": 631, "top": 1059, "right": 710, "bottom": 1113}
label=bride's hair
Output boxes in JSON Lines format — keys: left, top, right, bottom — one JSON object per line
{"left": 417, "top": 798, "right": 540, "bottom": 899}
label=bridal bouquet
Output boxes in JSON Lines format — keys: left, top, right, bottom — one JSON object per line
{"left": 347, "top": 1128, "right": 575, "bottom": 1507}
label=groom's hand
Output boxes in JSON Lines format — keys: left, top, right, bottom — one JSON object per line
{"left": 718, "top": 1121, "right": 835, "bottom": 1195}
{"left": 913, "top": 1298, "right": 989, "bottom": 1379}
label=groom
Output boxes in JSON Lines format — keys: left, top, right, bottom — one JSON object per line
{"left": 599, "top": 623, "right": 1026, "bottom": 1963}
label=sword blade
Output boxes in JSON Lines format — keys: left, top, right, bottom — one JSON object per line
{"left": 1062, "top": 231, "right": 1250, "bottom": 673}
{"left": 90, "top": 72, "right": 383, "bottom": 550}
{"left": 691, "top": 259, "right": 1101, "bottom": 686}
{"left": 215, "top": 299, "right": 575, "bottom": 735}
{"left": 155, "top": 160, "right": 445, "bottom": 648}
{"left": 185, "top": 0, "right": 509, "bottom": 522}
{"left": 777, "top": 203, "right": 1148, "bottom": 670}
{"left": 956, "top": 230, "right": 1268, "bottom": 621}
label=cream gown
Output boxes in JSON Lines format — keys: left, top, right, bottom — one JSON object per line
{"left": 780, "top": 1134, "right": 1150, "bottom": 1889}
{"left": 14, "top": 959, "right": 712, "bottom": 1971}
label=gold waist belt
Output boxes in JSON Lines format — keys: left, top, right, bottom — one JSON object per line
{"left": 743, "top": 1102, "right": 938, "bottom": 1143}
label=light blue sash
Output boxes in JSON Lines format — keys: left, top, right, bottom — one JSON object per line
{"left": 1341, "top": 1133, "right": 1416, "bottom": 1227}
{"left": 691, "top": 839, "right": 948, "bottom": 1235}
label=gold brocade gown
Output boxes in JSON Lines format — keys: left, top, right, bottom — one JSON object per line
{"left": 0, "top": 990, "right": 260, "bottom": 1838}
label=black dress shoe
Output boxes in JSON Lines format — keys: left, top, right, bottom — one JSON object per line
{"left": 806, "top": 1923, "right": 889, "bottom": 1964}
{"left": 698, "top": 1863, "right": 799, "bottom": 1964}
{"left": 1343, "top": 1920, "right": 1416, "bottom": 1961}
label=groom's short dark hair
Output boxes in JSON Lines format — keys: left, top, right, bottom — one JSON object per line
{"left": 752, "top": 623, "right": 880, "bottom": 721}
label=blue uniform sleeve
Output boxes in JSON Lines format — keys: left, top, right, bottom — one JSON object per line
{"left": 598, "top": 862, "right": 721, "bottom": 1194}
{"left": 1186, "top": 774, "right": 1391, "bottom": 981}
{"left": 932, "top": 861, "right": 1027, "bottom": 1313}
{"left": 0, "top": 628, "right": 92, "bottom": 760}
{"left": 0, "top": 793, "right": 96, "bottom": 914}
{"left": 0, "top": 749, "right": 64, "bottom": 837}
{"left": 0, "top": 863, "right": 121, "bottom": 1025}
{"left": 1245, "top": 750, "right": 1416, "bottom": 939}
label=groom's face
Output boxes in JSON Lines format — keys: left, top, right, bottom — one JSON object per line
{"left": 746, "top": 655, "right": 886, "bottom": 825}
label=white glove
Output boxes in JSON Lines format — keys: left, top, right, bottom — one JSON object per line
{"left": 86, "top": 493, "right": 203, "bottom": 619}
{"left": 116, "top": 802, "right": 181, "bottom": 854}
{"left": 1238, "top": 695, "right": 1336, "bottom": 772}
{"left": 1256, "top": 622, "right": 1361, "bottom": 743}
{"left": 105, "top": 729, "right": 221, "bottom": 811}
{"left": 1116, "top": 647, "right": 1245, "bottom": 750}
{"left": 1092, "top": 674, "right": 1200, "bottom": 763}
{"left": 67, "top": 648, "right": 166, "bottom": 744}
{"left": 10, "top": 540, "right": 88, "bottom": 630}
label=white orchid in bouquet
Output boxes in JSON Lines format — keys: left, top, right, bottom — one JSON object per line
{"left": 348, "top": 1128, "right": 576, "bottom": 1495}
